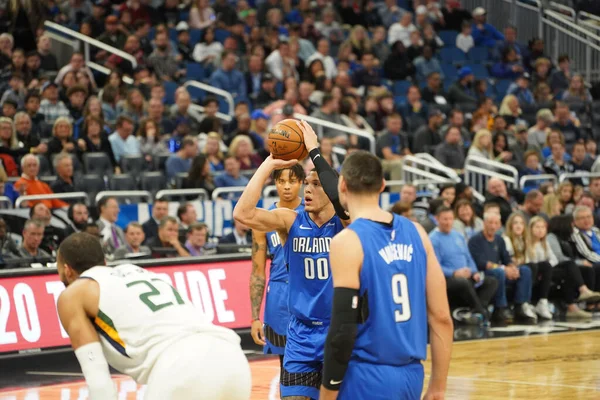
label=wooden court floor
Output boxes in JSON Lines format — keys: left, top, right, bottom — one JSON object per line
{"left": 1, "top": 331, "right": 599, "bottom": 399}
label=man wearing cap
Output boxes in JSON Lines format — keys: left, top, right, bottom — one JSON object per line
{"left": 448, "top": 67, "right": 476, "bottom": 105}
{"left": 97, "top": 15, "right": 127, "bottom": 55}
{"left": 39, "top": 82, "right": 70, "bottom": 125}
{"left": 471, "top": 7, "right": 504, "bottom": 48}
{"left": 510, "top": 123, "right": 539, "bottom": 169}
{"left": 254, "top": 72, "right": 277, "bottom": 109}
{"left": 507, "top": 73, "right": 534, "bottom": 105}
{"left": 413, "top": 108, "right": 444, "bottom": 154}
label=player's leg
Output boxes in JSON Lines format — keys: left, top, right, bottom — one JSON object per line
{"left": 264, "top": 281, "right": 289, "bottom": 355}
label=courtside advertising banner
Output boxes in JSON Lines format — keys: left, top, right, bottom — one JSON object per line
{"left": 0, "top": 260, "right": 257, "bottom": 356}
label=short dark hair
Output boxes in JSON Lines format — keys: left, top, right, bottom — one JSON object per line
{"left": 181, "top": 135, "right": 196, "bottom": 147}
{"left": 159, "top": 216, "right": 179, "bottom": 228}
{"left": 102, "top": 85, "right": 119, "bottom": 103}
{"left": 188, "top": 222, "right": 209, "bottom": 238}
{"left": 116, "top": 115, "right": 134, "bottom": 127}
{"left": 177, "top": 203, "right": 192, "bottom": 220}
{"left": 68, "top": 202, "right": 88, "bottom": 221}
{"left": 97, "top": 196, "right": 116, "bottom": 211}
{"left": 525, "top": 189, "right": 542, "bottom": 202}
{"left": 435, "top": 205, "right": 453, "bottom": 216}
{"left": 125, "top": 222, "right": 143, "bottom": 233}
{"left": 390, "top": 201, "right": 412, "bottom": 215}
{"left": 429, "top": 198, "right": 446, "bottom": 215}
{"left": 25, "top": 90, "right": 41, "bottom": 103}
{"left": 340, "top": 151, "right": 383, "bottom": 194}
{"left": 272, "top": 164, "right": 306, "bottom": 181}
{"left": 58, "top": 232, "right": 106, "bottom": 274}
{"left": 203, "top": 96, "right": 218, "bottom": 107}
{"left": 558, "top": 54, "right": 570, "bottom": 63}
{"left": 66, "top": 85, "right": 87, "bottom": 97}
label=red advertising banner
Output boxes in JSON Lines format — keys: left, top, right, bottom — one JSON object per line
{"left": 0, "top": 260, "right": 258, "bottom": 355}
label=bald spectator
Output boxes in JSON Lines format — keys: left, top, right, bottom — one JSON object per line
{"left": 520, "top": 190, "right": 546, "bottom": 223}
{"left": 15, "top": 155, "right": 68, "bottom": 209}
{"left": 170, "top": 90, "right": 201, "bottom": 133}
{"left": 484, "top": 177, "right": 521, "bottom": 224}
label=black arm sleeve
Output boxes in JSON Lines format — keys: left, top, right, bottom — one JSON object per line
{"left": 309, "top": 148, "right": 349, "bottom": 220}
{"left": 322, "top": 287, "right": 360, "bottom": 390}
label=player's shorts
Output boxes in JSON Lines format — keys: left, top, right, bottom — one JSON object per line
{"left": 263, "top": 280, "right": 289, "bottom": 355}
{"left": 144, "top": 332, "right": 251, "bottom": 400}
{"left": 338, "top": 360, "right": 424, "bottom": 400}
{"left": 280, "top": 315, "right": 328, "bottom": 400}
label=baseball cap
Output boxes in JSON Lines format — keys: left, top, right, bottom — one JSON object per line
{"left": 251, "top": 110, "right": 269, "bottom": 120}
{"left": 261, "top": 72, "right": 275, "bottom": 83}
{"left": 416, "top": 5, "right": 428, "bottom": 15}
{"left": 458, "top": 67, "right": 473, "bottom": 80}
{"left": 176, "top": 21, "right": 189, "bottom": 32}
{"left": 428, "top": 108, "right": 444, "bottom": 119}
{"left": 472, "top": 7, "right": 486, "bottom": 17}
{"left": 519, "top": 72, "right": 531, "bottom": 80}
{"left": 41, "top": 81, "right": 58, "bottom": 92}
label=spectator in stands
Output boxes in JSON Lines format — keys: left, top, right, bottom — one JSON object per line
{"left": 100, "top": 86, "right": 119, "bottom": 127}
{"left": 421, "top": 72, "right": 448, "bottom": 106}
{"left": 453, "top": 199, "right": 483, "bottom": 241}
{"left": 15, "top": 154, "right": 67, "bottom": 209}
{"left": 37, "top": 34, "right": 58, "bottom": 72}
{"left": 352, "top": 52, "right": 383, "bottom": 93}
{"left": 315, "top": 6, "right": 343, "bottom": 44}
{"left": 587, "top": 178, "right": 600, "bottom": 224}
{"left": 485, "top": 177, "right": 520, "bottom": 224}
{"left": 310, "top": 94, "right": 345, "bottom": 142}
{"left": 550, "top": 54, "right": 572, "bottom": 96}
{"left": 305, "top": 38, "right": 336, "bottom": 80}
{"left": 552, "top": 102, "right": 583, "bottom": 150}
{"left": 182, "top": 154, "right": 215, "bottom": 196}
{"left": 214, "top": 156, "right": 249, "bottom": 188}
{"left": 55, "top": 52, "right": 96, "bottom": 89}
{"left": 439, "top": 185, "right": 456, "bottom": 208}
{"left": 189, "top": 0, "right": 216, "bottom": 29}
{"left": 507, "top": 73, "right": 534, "bottom": 106}
{"left": 388, "top": 12, "right": 416, "bottom": 47}
{"left": 542, "top": 194, "right": 562, "bottom": 218}
{"left": 24, "top": 92, "right": 46, "bottom": 136}
{"left": 469, "top": 211, "right": 536, "bottom": 325}
{"left": 556, "top": 181, "right": 574, "bottom": 211}
{"left": 220, "top": 219, "right": 251, "bottom": 245}
{"left": 8, "top": 219, "right": 51, "bottom": 265}
{"left": 66, "top": 85, "right": 87, "bottom": 123}
{"left": 448, "top": 67, "right": 476, "bottom": 105}
{"left": 108, "top": 116, "right": 140, "bottom": 163}
{"left": 441, "top": 0, "right": 472, "bottom": 32}
{"left": 400, "top": 183, "right": 417, "bottom": 205}
{"left": 0, "top": 72, "right": 25, "bottom": 108}
{"left": 80, "top": 115, "right": 118, "bottom": 169}
{"left": 148, "top": 31, "right": 183, "bottom": 82}
{"left": 561, "top": 74, "right": 593, "bottom": 103}
{"left": 141, "top": 199, "right": 169, "bottom": 244}
{"left": 202, "top": 132, "right": 225, "bottom": 172}
{"left": 467, "top": 129, "right": 493, "bottom": 160}
{"left": 135, "top": 119, "right": 167, "bottom": 163}
{"left": 229, "top": 135, "right": 261, "bottom": 170}
{"left": 526, "top": 108, "right": 552, "bottom": 149}
{"left": 519, "top": 190, "right": 546, "bottom": 223}
{"left": 544, "top": 141, "right": 574, "bottom": 177}
{"left": 494, "top": 25, "right": 526, "bottom": 61}
{"left": 29, "top": 201, "right": 65, "bottom": 256}
{"left": 319, "top": 137, "right": 343, "bottom": 170}
{"left": 570, "top": 206, "right": 600, "bottom": 287}
{"left": 523, "top": 38, "right": 548, "bottom": 73}
{"left": 399, "top": 86, "right": 428, "bottom": 134}
{"left": 169, "top": 90, "right": 201, "bottom": 133}
{"left": 165, "top": 135, "right": 198, "bottom": 181}
{"left": 378, "top": 0, "right": 405, "bottom": 29}
{"left": 185, "top": 222, "right": 215, "bottom": 256}
{"left": 570, "top": 142, "right": 593, "bottom": 173}
{"left": 96, "top": 196, "right": 125, "bottom": 256}
{"left": 177, "top": 203, "right": 198, "bottom": 234}
{"left": 14, "top": 112, "right": 45, "bottom": 156}
{"left": 339, "top": 97, "right": 373, "bottom": 150}
{"left": 97, "top": 15, "right": 127, "bottom": 58}
{"left": 47, "top": 117, "right": 79, "bottom": 160}
{"left": 414, "top": 45, "right": 444, "bottom": 83}
{"left": 146, "top": 216, "right": 190, "bottom": 258}
{"left": 405, "top": 31, "right": 423, "bottom": 61}
{"left": 471, "top": 7, "right": 504, "bottom": 48}
{"left": 50, "top": 153, "right": 76, "bottom": 194}
{"left": 510, "top": 124, "right": 539, "bottom": 168}
{"left": 265, "top": 39, "right": 298, "bottom": 82}
{"left": 435, "top": 126, "right": 465, "bottom": 171}
{"left": 209, "top": 51, "right": 247, "bottom": 102}
{"left": 118, "top": 88, "right": 148, "bottom": 127}
{"left": 383, "top": 40, "right": 415, "bottom": 81}
{"left": 65, "top": 202, "right": 89, "bottom": 235}
{"left": 531, "top": 57, "right": 552, "bottom": 88}
{"left": 520, "top": 151, "right": 544, "bottom": 193}
{"left": 370, "top": 26, "right": 390, "bottom": 66}
{"left": 456, "top": 21, "right": 474, "bottom": 53}
{"left": 413, "top": 108, "right": 443, "bottom": 154}
{"left": 491, "top": 48, "right": 524, "bottom": 80}
{"left": 1, "top": 98, "right": 17, "bottom": 120}
{"left": 376, "top": 113, "right": 408, "bottom": 184}
{"left": 114, "top": 223, "right": 151, "bottom": 260}
{"left": 147, "top": 98, "right": 174, "bottom": 136}
{"left": 492, "top": 131, "right": 513, "bottom": 164}
{"left": 192, "top": 26, "right": 224, "bottom": 69}
{"left": 430, "top": 206, "right": 497, "bottom": 323}
{"left": 39, "top": 82, "right": 70, "bottom": 125}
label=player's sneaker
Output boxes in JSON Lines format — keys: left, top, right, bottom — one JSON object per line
{"left": 534, "top": 299, "right": 553, "bottom": 320}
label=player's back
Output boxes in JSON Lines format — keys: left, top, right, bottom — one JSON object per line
{"left": 349, "top": 215, "right": 428, "bottom": 366}
{"left": 285, "top": 211, "right": 344, "bottom": 323}
{"left": 81, "top": 264, "right": 239, "bottom": 384}
{"left": 266, "top": 202, "right": 304, "bottom": 282}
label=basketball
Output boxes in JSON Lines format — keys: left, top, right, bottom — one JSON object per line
{"left": 267, "top": 119, "right": 309, "bottom": 161}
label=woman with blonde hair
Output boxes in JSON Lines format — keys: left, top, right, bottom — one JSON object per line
{"left": 344, "top": 25, "right": 371, "bottom": 60}
{"left": 556, "top": 181, "right": 573, "bottom": 211}
{"left": 203, "top": 132, "right": 224, "bottom": 172}
{"left": 467, "top": 129, "right": 493, "bottom": 160}
{"left": 503, "top": 212, "right": 527, "bottom": 267}
{"left": 561, "top": 73, "right": 592, "bottom": 103}
{"left": 498, "top": 94, "right": 522, "bottom": 126}
{"left": 229, "top": 135, "right": 261, "bottom": 170}
{"left": 0, "top": 117, "right": 19, "bottom": 150}
{"left": 47, "top": 117, "right": 79, "bottom": 159}
{"left": 542, "top": 193, "right": 562, "bottom": 218}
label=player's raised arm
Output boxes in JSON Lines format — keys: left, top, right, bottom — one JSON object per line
{"left": 57, "top": 279, "right": 118, "bottom": 400}
{"left": 250, "top": 230, "right": 268, "bottom": 346}
{"left": 233, "top": 155, "right": 298, "bottom": 232}
{"left": 320, "top": 229, "right": 363, "bottom": 400}
{"left": 414, "top": 222, "right": 453, "bottom": 400}
{"left": 296, "top": 120, "right": 350, "bottom": 224}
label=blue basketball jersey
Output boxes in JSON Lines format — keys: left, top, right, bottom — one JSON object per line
{"left": 266, "top": 201, "right": 304, "bottom": 283}
{"left": 284, "top": 211, "right": 344, "bottom": 323}
{"left": 349, "top": 215, "right": 428, "bottom": 366}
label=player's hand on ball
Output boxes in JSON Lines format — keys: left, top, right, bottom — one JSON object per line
{"left": 265, "top": 155, "right": 298, "bottom": 169}
{"left": 296, "top": 120, "right": 319, "bottom": 152}
{"left": 250, "top": 320, "right": 266, "bottom": 346}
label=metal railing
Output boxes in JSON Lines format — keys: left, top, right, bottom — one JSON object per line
{"left": 95, "top": 191, "right": 152, "bottom": 204}
{"left": 464, "top": 156, "right": 519, "bottom": 195}
{"left": 293, "top": 113, "right": 376, "bottom": 154}
{"left": 212, "top": 187, "right": 247, "bottom": 201}
{"left": 0, "top": 196, "right": 13, "bottom": 209}
{"left": 15, "top": 192, "right": 89, "bottom": 208}
{"left": 548, "top": 1, "right": 576, "bottom": 20}
{"left": 44, "top": 21, "right": 136, "bottom": 85}
{"left": 156, "top": 189, "right": 209, "bottom": 201}
{"left": 189, "top": 104, "right": 232, "bottom": 123}
{"left": 401, "top": 155, "right": 461, "bottom": 188}
{"left": 578, "top": 11, "right": 600, "bottom": 35}
{"left": 559, "top": 171, "right": 600, "bottom": 186}
{"left": 519, "top": 174, "right": 558, "bottom": 189}
{"left": 183, "top": 81, "right": 235, "bottom": 117}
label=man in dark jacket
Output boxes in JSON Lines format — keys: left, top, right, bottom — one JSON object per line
{"left": 142, "top": 199, "right": 169, "bottom": 244}
{"left": 413, "top": 108, "right": 444, "bottom": 154}
{"left": 434, "top": 126, "right": 465, "bottom": 170}
{"left": 448, "top": 67, "right": 477, "bottom": 105}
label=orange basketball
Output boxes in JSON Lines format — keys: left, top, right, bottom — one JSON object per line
{"left": 267, "top": 119, "right": 309, "bottom": 161}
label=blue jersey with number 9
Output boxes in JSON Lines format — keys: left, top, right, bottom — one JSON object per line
{"left": 349, "top": 215, "right": 428, "bottom": 366}
{"left": 284, "top": 211, "right": 344, "bottom": 324}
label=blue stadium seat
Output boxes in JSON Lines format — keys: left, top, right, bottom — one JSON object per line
{"left": 468, "top": 47, "right": 489, "bottom": 64}
{"left": 189, "top": 29, "right": 203, "bottom": 47}
{"left": 169, "top": 28, "right": 178, "bottom": 43}
{"left": 148, "top": 27, "right": 156, "bottom": 41}
{"left": 438, "top": 30, "right": 458, "bottom": 47}
{"left": 466, "top": 64, "right": 489, "bottom": 79}
{"left": 439, "top": 47, "right": 467, "bottom": 66}
{"left": 186, "top": 62, "right": 206, "bottom": 81}
{"left": 187, "top": 85, "right": 206, "bottom": 102}
{"left": 275, "top": 81, "right": 284, "bottom": 97}
{"left": 214, "top": 29, "right": 231, "bottom": 43}
{"left": 163, "top": 81, "right": 178, "bottom": 105}
{"left": 179, "top": 10, "right": 190, "bottom": 23}
{"left": 393, "top": 80, "right": 412, "bottom": 96}
{"left": 441, "top": 63, "right": 458, "bottom": 80}
{"left": 494, "top": 79, "right": 513, "bottom": 101}
{"left": 394, "top": 95, "right": 407, "bottom": 107}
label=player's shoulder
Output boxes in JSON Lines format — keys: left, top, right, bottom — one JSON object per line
{"left": 331, "top": 228, "right": 361, "bottom": 249}
{"left": 57, "top": 277, "right": 100, "bottom": 315}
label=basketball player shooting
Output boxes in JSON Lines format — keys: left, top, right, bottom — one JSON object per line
{"left": 55, "top": 233, "right": 251, "bottom": 400}
{"left": 234, "top": 120, "right": 350, "bottom": 399}
{"left": 318, "top": 151, "right": 453, "bottom": 400}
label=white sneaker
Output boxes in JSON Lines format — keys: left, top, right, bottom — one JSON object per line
{"left": 535, "top": 299, "right": 553, "bottom": 320}
{"left": 522, "top": 302, "right": 538, "bottom": 321}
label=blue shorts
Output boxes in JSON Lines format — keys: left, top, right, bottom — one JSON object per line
{"left": 281, "top": 315, "right": 328, "bottom": 400}
{"left": 263, "top": 280, "right": 290, "bottom": 355}
{"left": 339, "top": 361, "right": 424, "bottom": 400}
